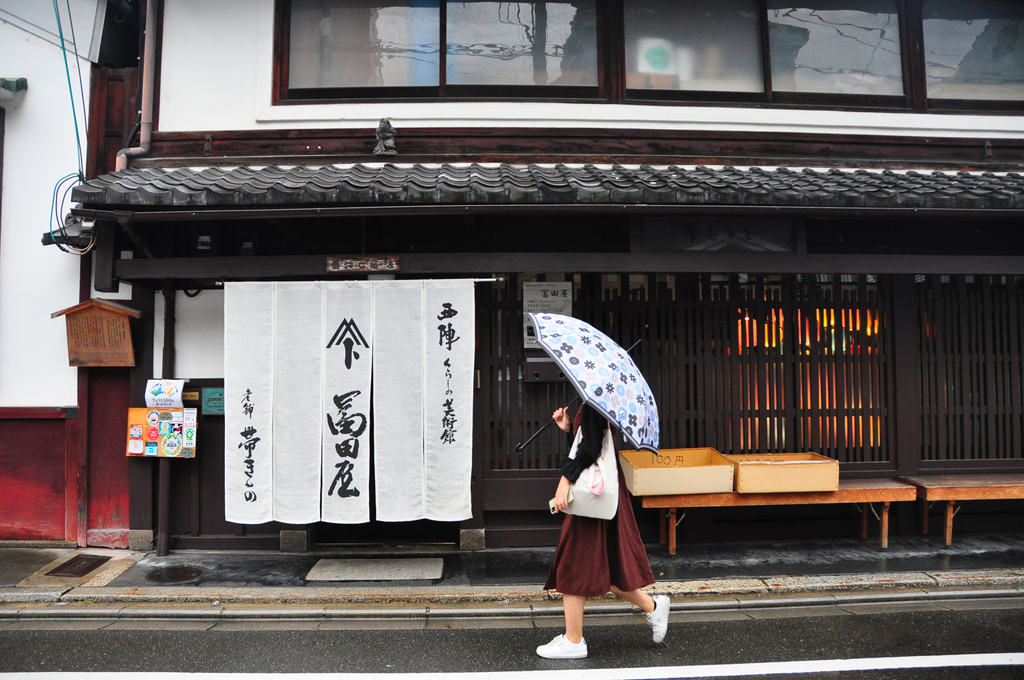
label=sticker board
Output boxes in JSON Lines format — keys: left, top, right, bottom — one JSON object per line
{"left": 126, "top": 407, "right": 198, "bottom": 458}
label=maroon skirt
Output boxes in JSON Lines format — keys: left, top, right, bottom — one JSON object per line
{"left": 543, "top": 469, "right": 655, "bottom": 598}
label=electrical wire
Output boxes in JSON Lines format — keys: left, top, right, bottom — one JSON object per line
{"left": 52, "top": 0, "right": 86, "bottom": 179}
{"left": 64, "top": 0, "right": 90, "bottom": 139}
{"left": 50, "top": 0, "right": 95, "bottom": 255}
{"left": 49, "top": 173, "right": 94, "bottom": 255}
{"left": 49, "top": 173, "right": 78, "bottom": 254}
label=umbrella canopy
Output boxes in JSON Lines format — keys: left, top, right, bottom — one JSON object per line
{"left": 529, "top": 313, "right": 659, "bottom": 452}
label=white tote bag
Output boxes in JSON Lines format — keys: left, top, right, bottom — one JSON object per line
{"left": 563, "top": 425, "right": 619, "bottom": 520}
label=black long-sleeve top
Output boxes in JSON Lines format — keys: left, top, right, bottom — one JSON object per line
{"left": 559, "top": 404, "right": 609, "bottom": 483}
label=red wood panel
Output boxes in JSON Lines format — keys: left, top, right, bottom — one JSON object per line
{"left": 0, "top": 420, "right": 66, "bottom": 540}
{"left": 86, "top": 368, "right": 130, "bottom": 548}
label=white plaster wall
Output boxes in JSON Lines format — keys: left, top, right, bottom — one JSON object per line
{"left": 0, "top": 21, "right": 91, "bottom": 406}
{"left": 0, "top": 0, "right": 106, "bottom": 60}
{"left": 157, "top": 0, "right": 1024, "bottom": 139}
{"left": 159, "top": 0, "right": 263, "bottom": 133}
{"left": 152, "top": 289, "right": 225, "bottom": 380}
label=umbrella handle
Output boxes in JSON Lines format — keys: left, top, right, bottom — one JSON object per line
{"left": 513, "top": 338, "right": 644, "bottom": 452}
{"left": 514, "top": 395, "right": 581, "bottom": 452}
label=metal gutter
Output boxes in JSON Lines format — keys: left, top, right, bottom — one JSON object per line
{"left": 114, "top": 0, "right": 157, "bottom": 171}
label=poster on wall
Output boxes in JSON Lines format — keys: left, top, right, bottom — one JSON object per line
{"left": 523, "top": 282, "right": 573, "bottom": 349}
{"left": 126, "top": 407, "right": 198, "bottom": 458}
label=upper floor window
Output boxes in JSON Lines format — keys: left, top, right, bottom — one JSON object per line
{"left": 767, "top": 0, "right": 904, "bottom": 97}
{"left": 922, "top": 0, "right": 1024, "bottom": 103}
{"left": 289, "top": 0, "right": 442, "bottom": 89}
{"left": 623, "top": 0, "right": 764, "bottom": 94}
{"left": 283, "top": 0, "right": 600, "bottom": 98}
{"left": 447, "top": 0, "right": 598, "bottom": 86}
{"left": 276, "top": 0, "right": 1024, "bottom": 110}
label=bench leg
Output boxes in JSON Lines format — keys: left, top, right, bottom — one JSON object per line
{"left": 944, "top": 501, "right": 955, "bottom": 546}
{"left": 920, "top": 498, "right": 929, "bottom": 535}
{"left": 668, "top": 507, "right": 677, "bottom": 557}
{"left": 880, "top": 501, "right": 890, "bottom": 550}
{"left": 860, "top": 503, "right": 869, "bottom": 539}
{"left": 659, "top": 509, "right": 667, "bottom": 546}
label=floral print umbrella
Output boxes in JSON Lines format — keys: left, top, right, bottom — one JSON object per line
{"left": 529, "top": 312, "right": 659, "bottom": 452}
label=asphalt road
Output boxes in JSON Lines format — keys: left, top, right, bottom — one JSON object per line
{"left": 1, "top": 598, "right": 1023, "bottom": 678}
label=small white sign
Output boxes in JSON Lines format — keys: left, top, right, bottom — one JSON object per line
{"left": 145, "top": 379, "right": 185, "bottom": 408}
{"left": 183, "top": 408, "right": 198, "bottom": 450}
{"left": 523, "top": 282, "right": 573, "bottom": 349}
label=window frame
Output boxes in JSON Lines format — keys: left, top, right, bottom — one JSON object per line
{"left": 274, "top": 0, "right": 608, "bottom": 104}
{"left": 622, "top": 0, "right": 913, "bottom": 110}
{"left": 273, "top": 0, "right": 1024, "bottom": 112}
{"left": 916, "top": 0, "right": 1024, "bottom": 112}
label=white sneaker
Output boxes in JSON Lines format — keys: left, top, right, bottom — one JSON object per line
{"left": 536, "top": 634, "right": 588, "bottom": 659}
{"left": 647, "top": 594, "right": 670, "bottom": 643}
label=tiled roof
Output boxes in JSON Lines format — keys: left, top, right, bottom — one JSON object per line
{"left": 72, "top": 164, "right": 1024, "bottom": 211}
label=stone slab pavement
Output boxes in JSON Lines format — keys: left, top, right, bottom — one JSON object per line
{"left": 2, "top": 534, "right": 1024, "bottom": 618}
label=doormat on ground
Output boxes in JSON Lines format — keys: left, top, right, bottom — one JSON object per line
{"left": 305, "top": 557, "right": 444, "bottom": 581}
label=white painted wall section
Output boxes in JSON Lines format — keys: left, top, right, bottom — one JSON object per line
{"left": 156, "top": 0, "right": 1024, "bottom": 139}
{"left": 152, "top": 289, "right": 225, "bottom": 380}
{"left": 0, "top": 0, "right": 106, "bottom": 61}
{"left": 159, "top": 0, "right": 262, "bottom": 133}
{"left": 0, "top": 20, "right": 93, "bottom": 406}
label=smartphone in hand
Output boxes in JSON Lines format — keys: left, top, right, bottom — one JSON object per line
{"left": 548, "top": 488, "right": 574, "bottom": 513}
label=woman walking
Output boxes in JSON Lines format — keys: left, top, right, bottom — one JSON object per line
{"left": 537, "top": 403, "right": 670, "bottom": 660}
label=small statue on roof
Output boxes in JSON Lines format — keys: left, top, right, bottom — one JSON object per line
{"left": 373, "top": 118, "right": 397, "bottom": 156}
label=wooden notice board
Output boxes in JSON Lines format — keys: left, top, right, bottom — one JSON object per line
{"left": 51, "top": 299, "right": 142, "bottom": 367}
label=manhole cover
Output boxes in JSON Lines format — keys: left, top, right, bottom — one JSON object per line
{"left": 47, "top": 555, "right": 111, "bottom": 578}
{"left": 145, "top": 565, "right": 204, "bottom": 584}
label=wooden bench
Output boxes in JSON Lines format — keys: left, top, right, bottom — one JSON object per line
{"left": 640, "top": 478, "right": 917, "bottom": 556}
{"left": 900, "top": 474, "right": 1024, "bottom": 546}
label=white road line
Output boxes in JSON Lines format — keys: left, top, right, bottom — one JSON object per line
{"left": 4, "top": 653, "right": 1024, "bottom": 679}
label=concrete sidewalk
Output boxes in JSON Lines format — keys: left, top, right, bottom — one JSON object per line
{"left": 3, "top": 534, "right": 1024, "bottom": 618}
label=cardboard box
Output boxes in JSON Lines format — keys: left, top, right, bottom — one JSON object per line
{"left": 618, "top": 448, "right": 734, "bottom": 496}
{"left": 724, "top": 453, "right": 839, "bottom": 493}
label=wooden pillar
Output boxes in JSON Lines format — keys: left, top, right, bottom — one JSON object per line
{"left": 155, "top": 284, "right": 176, "bottom": 557}
{"left": 880, "top": 501, "right": 890, "bottom": 550}
{"left": 461, "top": 280, "right": 488, "bottom": 550}
{"left": 944, "top": 501, "right": 955, "bottom": 546}
{"left": 891, "top": 275, "right": 922, "bottom": 538}
{"left": 128, "top": 284, "right": 156, "bottom": 550}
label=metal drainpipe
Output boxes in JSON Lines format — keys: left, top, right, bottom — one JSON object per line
{"left": 115, "top": 0, "right": 157, "bottom": 171}
{"left": 155, "top": 283, "right": 175, "bottom": 557}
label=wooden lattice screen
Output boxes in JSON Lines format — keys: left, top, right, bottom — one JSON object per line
{"left": 917, "top": 275, "right": 1024, "bottom": 462}
{"left": 478, "top": 272, "right": 896, "bottom": 471}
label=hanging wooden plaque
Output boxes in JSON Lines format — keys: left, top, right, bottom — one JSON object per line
{"left": 51, "top": 299, "right": 142, "bottom": 367}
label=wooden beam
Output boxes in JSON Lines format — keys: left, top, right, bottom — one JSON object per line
{"left": 112, "top": 252, "right": 1024, "bottom": 282}
{"left": 0, "top": 407, "right": 70, "bottom": 419}
{"left": 139, "top": 126, "right": 1024, "bottom": 170}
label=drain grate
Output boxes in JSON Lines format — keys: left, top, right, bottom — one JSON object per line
{"left": 46, "top": 554, "right": 111, "bottom": 578}
{"left": 145, "top": 565, "right": 204, "bottom": 584}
